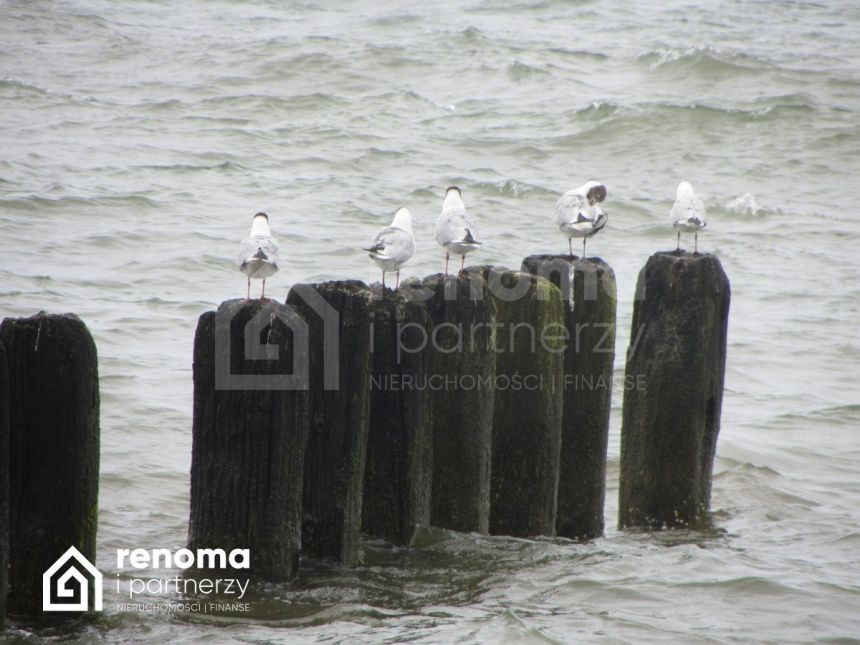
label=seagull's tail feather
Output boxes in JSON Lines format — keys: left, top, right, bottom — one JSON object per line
{"left": 454, "top": 228, "right": 482, "bottom": 247}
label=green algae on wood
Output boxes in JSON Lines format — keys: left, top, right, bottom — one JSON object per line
{"left": 287, "top": 281, "right": 373, "bottom": 565}
{"left": 619, "top": 252, "right": 730, "bottom": 529}
{"left": 401, "top": 272, "right": 496, "bottom": 535}
{"left": 189, "top": 299, "right": 309, "bottom": 581}
{"left": 522, "top": 254, "right": 617, "bottom": 540}
{"left": 469, "top": 267, "right": 565, "bottom": 538}
{"left": 363, "top": 289, "right": 433, "bottom": 546}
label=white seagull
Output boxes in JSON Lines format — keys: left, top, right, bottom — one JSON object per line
{"left": 435, "top": 186, "right": 481, "bottom": 274}
{"left": 237, "top": 212, "right": 279, "bottom": 300}
{"left": 364, "top": 206, "right": 415, "bottom": 289}
{"left": 670, "top": 181, "right": 707, "bottom": 253}
{"left": 555, "top": 181, "right": 608, "bottom": 257}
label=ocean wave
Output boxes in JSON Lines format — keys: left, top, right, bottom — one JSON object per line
{"left": 0, "top": 193, "right": 161, "bottom": 211}
{"left": 637, "top": 46, "right": 772, "bottom": 75}
{"left": 471, "top": 178, "right": 554, "bottom": 198}
{"left": 0, "top": 76, "right": 96, "bottom": 104}
{"left": 505, "top": 59, "right": 551, "bottom": 78}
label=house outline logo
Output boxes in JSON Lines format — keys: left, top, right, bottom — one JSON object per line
{"left": 42, "top": 546, "right": 103, "bottom": 612}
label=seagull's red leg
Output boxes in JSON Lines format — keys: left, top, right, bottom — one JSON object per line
{"left": 246, "top": 276, "right": 250, "bottom": 301}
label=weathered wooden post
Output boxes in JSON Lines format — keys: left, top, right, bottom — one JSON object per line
{"left": 402, "top": 273, "right": 495, "bottom": 534}
{"left": 363, "top": 289, "right": 433, "bottom": 546}
{"left": 469, "top": 267, "right": 564, "bottom": 538}
{"left": 619, "top": 252, "right": 730, "bottom": 528}
{"left": 189, "top": 299, "right": 309, "bottom": 580}
{"left": 0, "top": 340, "right": 9, "bottom": 628}
{"left": 522, "top": 255, "right": 616, "bottom": 539}
{"left": 286, "top": 281, "right": 372, "bottom": 565}
{"left": 1, "top": 314, "right": 100, "bottom": 615}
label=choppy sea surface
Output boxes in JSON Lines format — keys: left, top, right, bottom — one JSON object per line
{"left": 2, "top": 0, "right": 860, "bottom": 642}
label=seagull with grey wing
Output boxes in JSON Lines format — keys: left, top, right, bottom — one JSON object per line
{"left": 670, "top": 181, "right": 707, "bottom": 253}
{"left": 237, "top": 211, "right": 279, "bottom": 300}
{"left": 364, "top": 206, "right": 415, "bottom": 289}
{"left": 435, "top": 186, "right": 481, "bottom": 274}
{"left": 555, "top": 181, "right": 608, "bottom": 257}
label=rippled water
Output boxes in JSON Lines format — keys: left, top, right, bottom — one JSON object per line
{"left": 2, "top": 0, "right": 859, "bottom": 642}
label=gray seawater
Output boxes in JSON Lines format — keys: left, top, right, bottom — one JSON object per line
{"left": 2, "top": 0, "right": 860, "bottom": 642}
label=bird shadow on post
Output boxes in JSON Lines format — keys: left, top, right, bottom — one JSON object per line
{"left": 189, "top": 299, "right": 309, "bottom": 582}
{"left": 619, "top": 251, "right": 730, "bottom": 531}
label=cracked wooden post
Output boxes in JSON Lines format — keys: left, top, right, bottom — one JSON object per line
{"left": 286, "top": 281, "right": 372, "bottom": 565}
{"left": 1, "top": 313, "right": 100, "bottom": 615}
{"left": 522, "top": 255, "right": 616, "bottom": 540}
{"left": 362, "top": 289, "right": 433, "bottom": 546}
{"left": 403, "top": 273, "right": 495, "bottom": 534}
{"left": 189, "top": 299, "right": 309, "bottom": 581}
{"left": 619, "top": 252, "right": 730, "bottom": 529}
{"left": 470, "top": 267, "right": 564, "bottom": 538}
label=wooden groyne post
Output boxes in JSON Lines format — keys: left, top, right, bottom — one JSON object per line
{"left": 286, "top": 281, "right": 373, "bottom": 565}
{"left": 470, "top": 267, "right": 564, "bottom": 538}
{"left": 619, "top": 252, "right": 730, "bottom": 529}
{"left": 189, "top": 299, "right": 309, "bottom": 580}
{"left": 362, "top": 289, "right": 433, "bottom": 546}
{"left": 0, "top": 340, "right": 9, "bottom": 627}
{"left": 1, "top": 313, "right": 100, "bottom": 615}
{"left": 522, "top": 255, "right": 617, "bottom": 540}
{"left": 403, "top": 273, "right": 495, "bottom": 534}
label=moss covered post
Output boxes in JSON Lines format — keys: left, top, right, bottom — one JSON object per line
{"left": 470, "top": 267, "right": 564, "bottom": 538}
{"left": 0, "top": 340, "right": 9, "bottom": 627}
{"left": 521, "top": 255, "right": 616, "bottom": 539}
{"left": 402, "top": 273, "right": 496, "bottom": 534}
{"left": 363, "top": 290, "right": 433, "bottom": 546}
{"left": 286, "top": 281, "right": 373, "bottom": 565}
{"left": 1, "top": 313, "right": 100, "bottom": 615}
{"left": 189, "top": 299, "right": 309, "bottom": 580}
{"left": 619, "top": 252, "right": 730, "bottom": 528}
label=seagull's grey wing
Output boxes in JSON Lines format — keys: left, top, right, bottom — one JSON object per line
{"left": 555, "top": 191, "right": 587, "bottom": 226}
{"left": 238, "top": 234, "right": 279, "bottom": 267}
{"left": 436, "top": 207, "right": 471, "bottom": 244}
{"left": 670, "top": 193, "right": 706, "bottom": 223}
{"left": 373, "top": 226, "right": 415, "bottom": 263}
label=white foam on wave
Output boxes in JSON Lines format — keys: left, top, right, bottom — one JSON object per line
{"left": 726, "top": 193, "right": 761, "bottom": 216}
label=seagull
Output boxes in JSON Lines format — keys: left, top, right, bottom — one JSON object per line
{"left": 555, "top": 181, "right": 608, "bottom": 257}
{"left": 364, "top": 206, "right": 415, "bottom": 289}
{"left": 435, "top": 186, "right": 481, "bottom": 274}
{"left": 670, "top": 181, "right": 707, "bottom": 253}
{"left": 237, "top": 212, "right": 279, "bottom": 300}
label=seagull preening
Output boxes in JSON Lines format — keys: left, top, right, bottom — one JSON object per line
{"left": 238, "top": 212, "right": 279, "bottom": 300}
{"left": 670, "top": 181, "right": 707, "bottom": 253}
{"left": 555, "top": 181, "right": 608, "bottom": 257}
{"left": 435, "top": 186, "right": 481, "bottom": 274}
{"left": 364, "top": 206, "right": 415, "bottom": 289}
